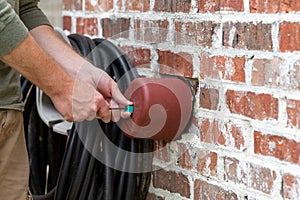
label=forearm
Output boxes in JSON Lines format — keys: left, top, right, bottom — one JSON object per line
{"left": 0, "top": 33, "right": 73, "bottom": 99}
{"left": 29, "top": 25, "right": 89, "bottom": 79}
{"left": 29, "top": 25, "right": 122, "bottom": 101}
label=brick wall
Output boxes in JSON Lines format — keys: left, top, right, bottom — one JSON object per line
{"left": 62, "top": 0, "right": 300, "bottom": 199}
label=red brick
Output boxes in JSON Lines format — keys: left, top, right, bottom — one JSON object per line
{"left": 197, "top": 118, "right": 223, "bottom": 144}
{"left": 63, "top": 16, "right": 72, "bottom": 32}
{"left": 251, "top": 57, "right": 284, "bottom": 86}
{"left": 283, "top": 174, "right": 300, "bottom": 199}
{"left": 119, "top": 0, "right": 150, "bottom": 11}
{"left": 101, "top": 18, "right": 130, "bottom": 38}
{"left": 152, "top": 169, "right": 190, "bottom": 198}
{"left": 252, "top": 57, "right": 300, "bottom": 89}
{"left": 196, "top": 152, "right": 217, "bottom": 177}
{"left": 287, "top": 99, "right": 300, "bottom": 128}
{"left": 199, "top": 88, "right": 219, "bottom": 110}
{"left": 175, "top": 21, "right": 218, "bottom": 47}
{"left": 158, "top": 50, "right": 193, "bottom": 78}
{"left": 153, "top": 140, "right": 171, "bottom": 162}
{"left": 85, "top": 0, "right": 113, "bottom": 12}
{"left": 194, "top": 180, "right": 238, "bottom": 200}
{"left": 198, "top": 0, "right": 244, "bottom": 13}
{"left": 223, "top": 22, "right": 272, "bottom": 51}
{"left": 200, "top": 53, "right": 246, "bottom": 82}
{"left": 223, "top": 121, "right": 245, "bottom": 150}
{"left": 280, "top": 22, "right": 300, "bottom": 52}
{"left": 154, "top": 0, "right": 191, "bottom": 13}
{"left": 146, "top": 193, "right": 165, "bottom": 200}
{"left": 254, "top": 131, "right": 300, "bottom": 164}
{"left": 177, "top": 143, "right": 193, "bottom": 169}
{"left": 250, "top": 0, "right": 300, "bottom": 13}
{"left": 224, "top": 157, "right": 276, "bottom": 194}
{"left": 76, "top": 17, "right": 98, "bottom": 36}
{"left": 120, "top": 46, "right": 151, "bottom": 68}
{"left": 226, "top": 90, "right": 278, "bottom": 120}
{"left": 134, "top": 19, "right": 169, "bottom": 43}
{"left": 195, "top": 118, "right": 246, "bottom": 150}
{"left": 63, "top": 0, "right": 82, "bottom": 11}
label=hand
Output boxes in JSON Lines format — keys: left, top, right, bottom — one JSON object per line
{"left": 50, "top": 78, "right": 109, "bottom": 122}
{"left": 58, "top": 63, "right": 132, "bottom": 123}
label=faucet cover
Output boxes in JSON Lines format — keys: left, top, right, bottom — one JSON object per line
{"left": 118, "top": 78, "right": 193, "bottom": 140}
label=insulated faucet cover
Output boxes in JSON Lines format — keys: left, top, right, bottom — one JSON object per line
{"left": 119, "top": 77, "right": 193, "bottom": 140}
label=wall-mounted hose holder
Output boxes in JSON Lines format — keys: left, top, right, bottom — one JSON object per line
{"left": 119, "top": 77, "right": 193, "bottom": 140}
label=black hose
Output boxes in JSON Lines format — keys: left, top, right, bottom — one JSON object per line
{"left": 23, "top": 34, "right": 153, "bottom": 200}
{"left": 21, "top": 79, "right": 67, "bottom": 196}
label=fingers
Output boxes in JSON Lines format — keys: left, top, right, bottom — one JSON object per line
{"left": 110, "top": 99, "right": 121, "bottom": 122}
{"left": 111, "top": 82, "right": 133, "bottom": 106}
{"left": 95, "top": 93, "right": 110, "bottom": 123}
{"left": 96, "top": 73, "right": 132, "bottom": 106}
{"left": 69, "top": 68, "right": 133, "bottom": 123}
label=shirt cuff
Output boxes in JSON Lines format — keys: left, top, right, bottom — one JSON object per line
{"left": 20, "top": 7, "right": 52, "bottom": 31}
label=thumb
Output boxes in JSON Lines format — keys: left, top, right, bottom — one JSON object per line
{"left": 112, "top": 85, "right": 132, "bottom": 106}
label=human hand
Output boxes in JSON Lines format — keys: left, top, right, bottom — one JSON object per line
{"left": 49, "top": 78, "right": 107, "bottom": 122}
{"left": 71, "top": 63, "right": 132, "bottom": 122}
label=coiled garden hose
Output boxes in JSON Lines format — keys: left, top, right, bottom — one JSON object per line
{"left": 22, "top": 34, "right": 153, "bottom": 200}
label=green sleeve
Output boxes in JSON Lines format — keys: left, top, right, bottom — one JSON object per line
{"left": 19, "top": 0, "right": 52, "bottom": 30}
{"left": 0, "top": 0, "right": 28, "bottom": 57}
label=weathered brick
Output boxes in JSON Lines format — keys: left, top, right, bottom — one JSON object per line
{"left": 199, "top": 88, "right": 219, "bottom": 110}
{"left": 226, "top": 90, "right": 278, "bottom": 120}
{"left": 223, "top": 22, "right": 273, "bottom": 51}
{"left": 158, "top": 50, "right": 193, "bottom": 78}
{"left": 63, "top": 16, "right": 72, "bottom": 32}
{"left": 175, "top": 21, "right": 218, "bottom": 47}
{"left": 283, "top": 173, "right": 300, "bottom": 200}
{"left": 134, "top": 19, "right": 169, "bottom": 43}
{"left": 76, "top": 17, "right": 98, "bottom": 36}
{"left": 120, "top": 46, "right": 151, "bottom": 68}
{"left": 152, "top": 169, "right": 190, "bottom": 198}
{"left": 196, "top": 151, "right": 217, "bottom": 177}
{"left": 224, "top": 157, "right": 276, "bottom": 194}
{"left": 119, "top": 0, "right": 150, "bottom": 11}
{"left": 197, "top": 118, "right": 223, "bottom": 144}
{"left": 63, "top": 0, "right": 82, "bottom": 11}
{"left": 252, "top": 57, "right": 283, "bottom": 86}
{"left": 85, "top": 0, "right": 113, "bottom": 12}
{"left": 153, "top": 140, "right": 171, "bottom": 162}
{"left": 252, "top": 57, "right": 300, "bottom": 89}
{"left": 223, "top": 121, "right": 246, "bottom": 150}
{"left": 194, "top": 180, "right": 238, "bottom": 200}
{"left": 195, "top": 118, "right": 246, "bottom": 150}
{"left": 200, "top": 53, "right": 246, "bottom": 82}
{"left": 250, "top": 0, "right": 300, "bottom": 13}
{"left": 254, "top": 131, "right": 300, "bottom": 164}
{"left": 177, "top": 143, "right": 193, "bottom": 170}
{"left": 287, "top": 99, "right": 300, "bottom": 128}
{"left": 154, "top": 0, "right": 191, "bottom": 13}
{"left": 198, "top": 0, "right": 244, "bottom": 13}
{"left": 280, "top": 22, "right": 300, "bottom": 52}
{"left": 101, "top": 18, "right": 130, "bottom": 38}
{"left": 146, "top": 193, "right": 165, "bottom": 200}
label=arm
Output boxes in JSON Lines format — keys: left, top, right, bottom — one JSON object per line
{"left": 29, "top": 25, "right": 131, "bottom": 109}
{"left": 0, "top": 33, "right": 106, "bottom": 122}
{"left": 19, "top": 0, "right": 132, "bottom": 121}
{"left": 0, "top": 0, "right": 130, "bottom": 122}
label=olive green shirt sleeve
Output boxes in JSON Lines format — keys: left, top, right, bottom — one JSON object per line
{"left": 0, "top": 0, "right": 52, "bottom": 57}
{"left": 0, "top": 0, "right": 28, "bottom": 57}
{"left": 19, "top": 0, "right": 52, "bottom": 31}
